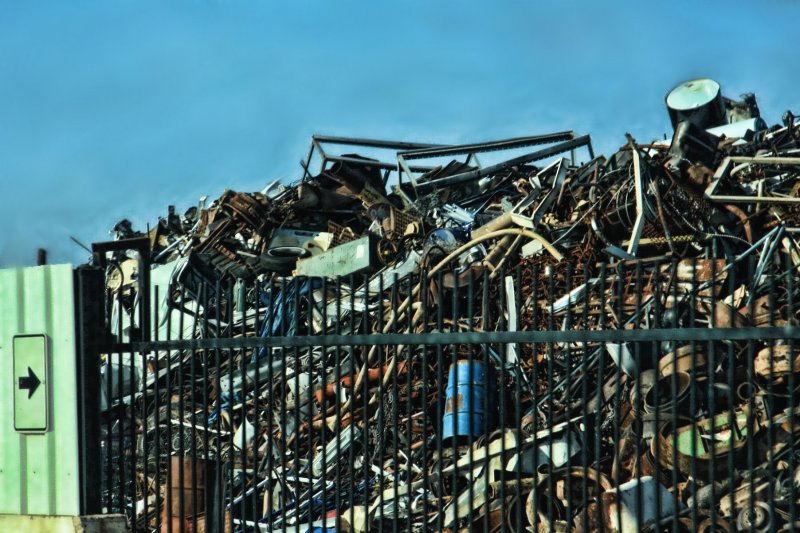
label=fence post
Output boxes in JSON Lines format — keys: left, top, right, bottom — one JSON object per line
{"left": 74, "top": 265, "right": 106, "bottom": 516}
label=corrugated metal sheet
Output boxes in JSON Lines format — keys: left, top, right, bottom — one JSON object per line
{"left": 0, "top": 264, "right": 80, "bottom": 516}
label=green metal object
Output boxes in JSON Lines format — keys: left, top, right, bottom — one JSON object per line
{"left": 0, "top": 265, "right": 81, "bottom": 516}
{"left": 295, "top": 234, "right": 378, "bottom": 278}
{"left": 675, "top": 410, "right": 749, "bottom": 458}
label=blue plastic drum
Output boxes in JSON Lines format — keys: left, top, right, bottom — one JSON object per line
{"left": 442, "top": 360, "right": 495, "bottom": 440}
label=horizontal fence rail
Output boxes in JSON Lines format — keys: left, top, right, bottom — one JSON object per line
{"left": 93, "top": 257, "right": 800, "bottom": 532}
{"left": 131, "top": 326, "right": 800, "bottom": 351}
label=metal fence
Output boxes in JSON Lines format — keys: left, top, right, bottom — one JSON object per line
{"left": 91, "top": 256, "right": 800, "bottom": 532}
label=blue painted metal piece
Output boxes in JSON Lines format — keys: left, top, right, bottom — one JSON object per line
{"left": 442, "top": 360, "right": 494, "bottom": 440}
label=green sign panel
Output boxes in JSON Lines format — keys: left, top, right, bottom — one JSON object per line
{"left": 13, "top": 334, "right": 49, "bottom": 433}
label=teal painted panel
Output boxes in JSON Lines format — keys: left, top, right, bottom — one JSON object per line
{"left": 0, "top": 265, "right": 80, "bottom": 516}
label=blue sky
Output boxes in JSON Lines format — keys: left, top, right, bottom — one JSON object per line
{"left": 1, "top": 1, "right": 798, "bottom": 267}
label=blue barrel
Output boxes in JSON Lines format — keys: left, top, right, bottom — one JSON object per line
{"left": 442, "top": 360, "right": 494, "bottom": 440}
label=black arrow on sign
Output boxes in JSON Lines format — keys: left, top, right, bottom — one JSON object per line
{"left": 18, "top": 367, "right": 41, "bottom": 399}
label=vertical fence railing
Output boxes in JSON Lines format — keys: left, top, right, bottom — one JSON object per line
{"left": 94, "top": 257, "right": 800, "bottom": 532}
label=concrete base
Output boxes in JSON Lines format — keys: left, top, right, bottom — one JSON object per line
{"left": 0, "top": 514, "right": 129, "bottom": 533}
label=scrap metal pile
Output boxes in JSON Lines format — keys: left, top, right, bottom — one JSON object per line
{"left": 98, "top": 79, "right": 800, "bottom": 532}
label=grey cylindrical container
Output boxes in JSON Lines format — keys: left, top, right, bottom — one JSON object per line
{"left": 666, "top": 78, "right": 727, "bottom": 130}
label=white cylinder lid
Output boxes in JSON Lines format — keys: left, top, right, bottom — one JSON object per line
{"left": 666, "top": 78, "right": 721, "bottom": 111}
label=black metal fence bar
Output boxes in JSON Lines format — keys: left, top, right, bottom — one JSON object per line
{"left": 131, "top": 326, "right": 800, "bottom": 351}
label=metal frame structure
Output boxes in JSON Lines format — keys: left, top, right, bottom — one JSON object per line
{"left": 298, "top": 133, "right": 596, "bottom": 196}
{"left": 301, "top": 135, "right": 442, "bottom": 185}
{"left": 705, "top": 156, "right": 800, "bottom": 205}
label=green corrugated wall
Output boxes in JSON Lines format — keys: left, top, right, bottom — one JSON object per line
{"left": 0, "top": 264, "right": 81, "bottom": 516}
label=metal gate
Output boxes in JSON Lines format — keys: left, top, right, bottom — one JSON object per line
{"left": 86, "top": 242, "right": 800, "bottom": 532}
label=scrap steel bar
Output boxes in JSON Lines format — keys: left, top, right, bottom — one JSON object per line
{"left": 398, "top": 131, "right": 576, "bottom": 160}
{"left": 412, "top": 135, "right": 593, "bottom": 193}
